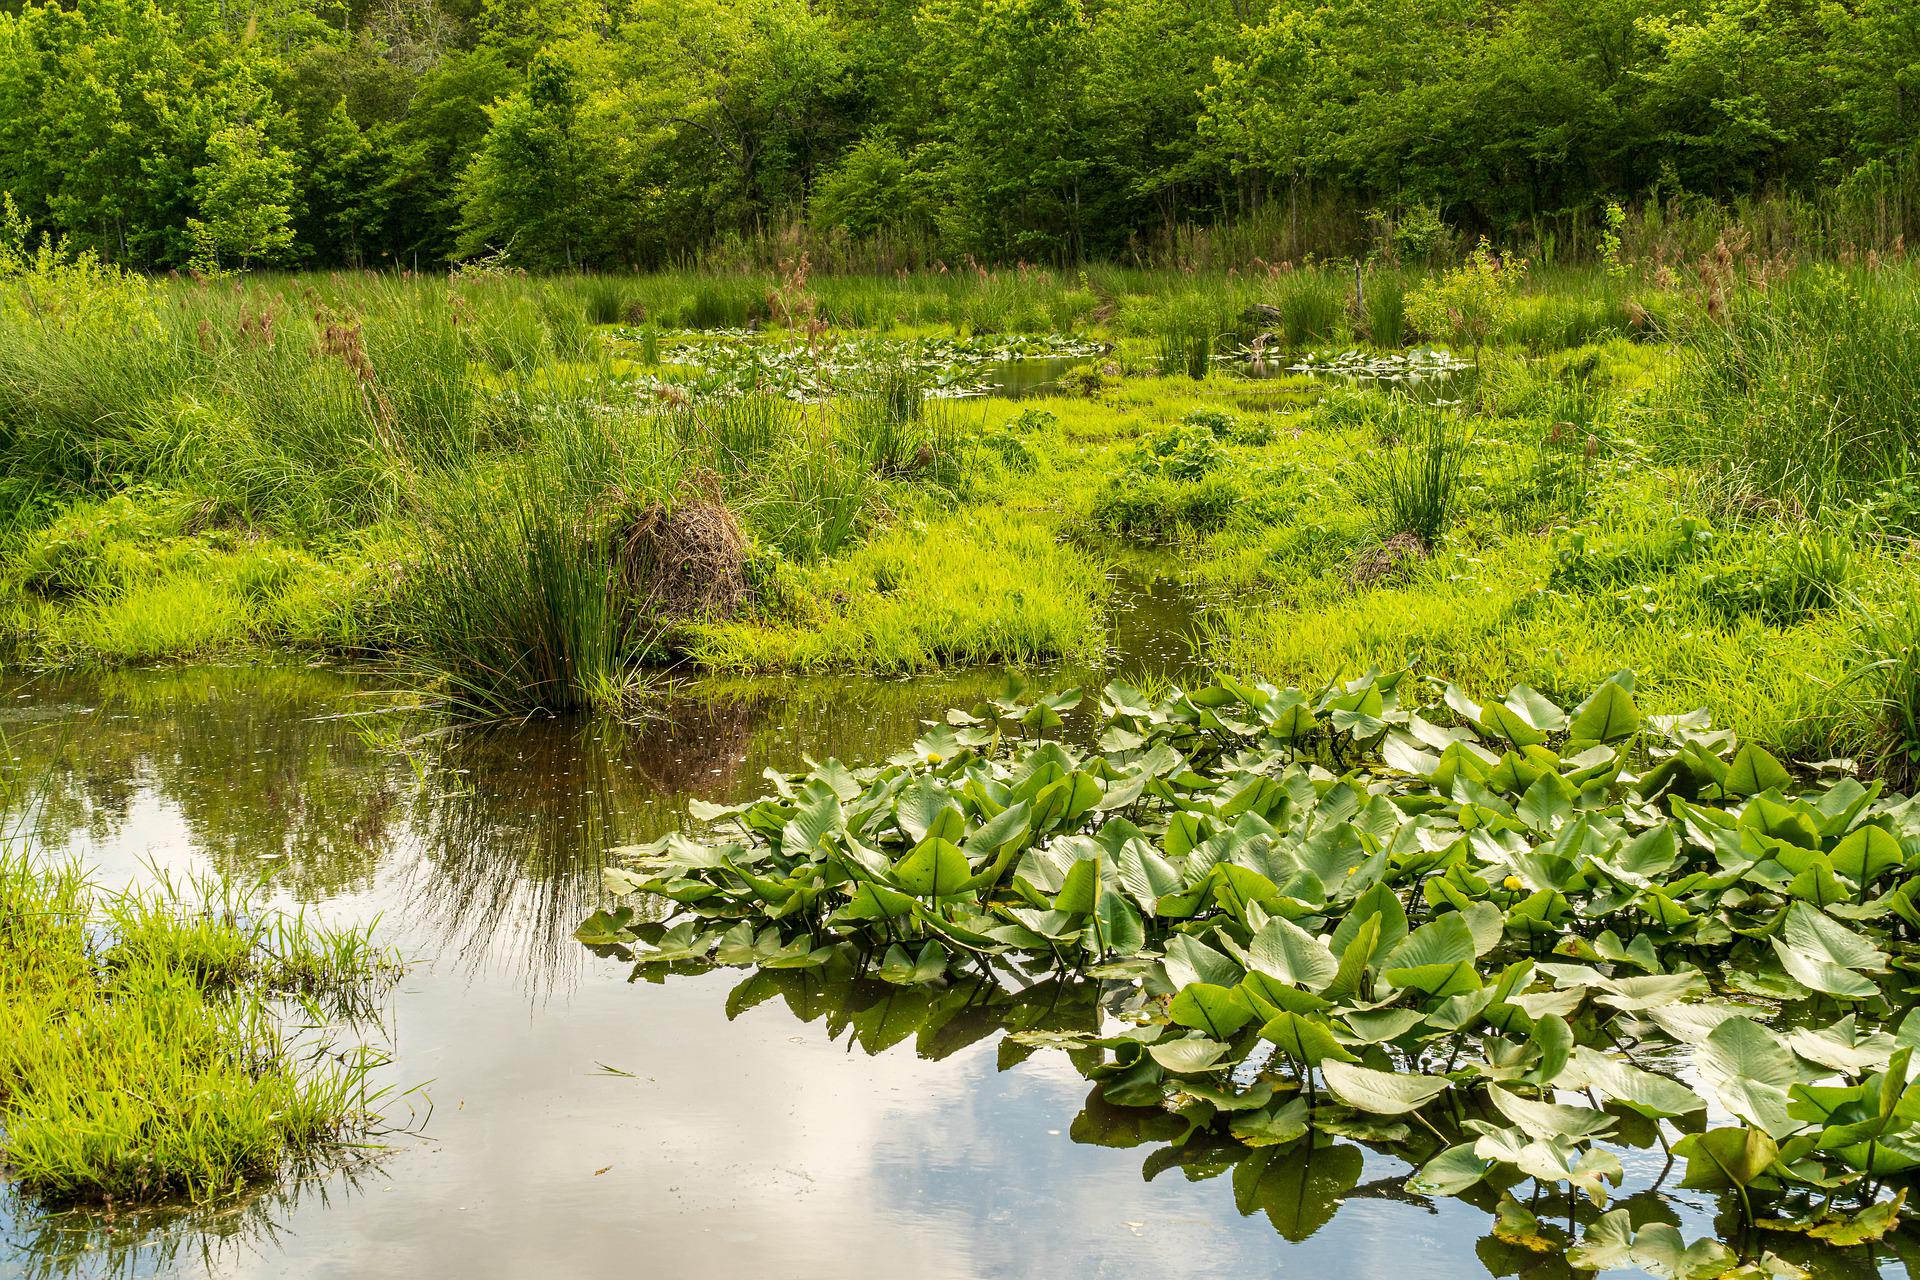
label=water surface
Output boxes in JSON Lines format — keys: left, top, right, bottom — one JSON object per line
{"left": 0, "top": 585, "right": 1892, "bottom": 1279}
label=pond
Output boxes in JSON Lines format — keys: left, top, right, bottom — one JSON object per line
{"left": 0, "top": 573, "right": 1900, "bottom": 1279}
{"left": 1231, "top": 349, "right": 1473, "bottom": 407}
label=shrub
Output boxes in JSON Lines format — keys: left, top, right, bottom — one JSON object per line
{"left": 1055, "top": 364, "right": 1106, "bottom": 397}
{"left": 1128, "top": 421, "right": 1227, "bottom": 482}
{"left": 1090, "top": 420, "right": 1239, "bottom": 539}
{"left": 1405, "top": 239, "right": 1527, "bottom": 358}
{"left": 1091, "top": 471, "right": 1241, "bottom": 540}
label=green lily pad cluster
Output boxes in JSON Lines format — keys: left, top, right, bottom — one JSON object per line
{"left": 605, "top": 331, "right": 1105, "bottom": 402}
{"left": 586, "top": 669, "right": 1920, "bottom": 1269}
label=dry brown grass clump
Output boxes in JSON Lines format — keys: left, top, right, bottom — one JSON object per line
{"left": 1348, "top": 530, "right": 1429, "bottom": 588}
{"left": 613, "top": 495, "right": 749, "bottom": 621}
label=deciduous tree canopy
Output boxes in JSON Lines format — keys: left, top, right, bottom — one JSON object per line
{"left": 0, "top": 0, "right": 1913, "bottom": 269}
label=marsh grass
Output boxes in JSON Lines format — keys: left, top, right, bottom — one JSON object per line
{"left": 1663, "top": 264, "right": 1920, "bottom": 518}
{"left": 1361, "top": 270, "right": 1409, "bottom": 347}
{"left": 1271, "top": 272, "right": 1349, "bottom": 348}
{"left": 402, "top": 462, "right": 655, "bottom": 718}
{"left": 1156, "top": 317, "right": 1214, "bottom": 379}
{"left": 0, "top": 852, "right": 400, "bottom": 1207}
{"left": 1349, "top": 399, "right": 1469, "bottom": 546}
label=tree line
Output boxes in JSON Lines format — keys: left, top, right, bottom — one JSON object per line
{"left": 0, "top": 0, "right": 1914, "bottom": 271}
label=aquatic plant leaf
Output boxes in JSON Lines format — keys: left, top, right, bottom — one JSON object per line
{"left": 1561, "top": 1046, "right": 1705, "bottom": 1118}
{"left": 1516, "top": 772, "right": 1576, "bottom": 832}
{"left": 1408, "top": 1142, "right": 1492, "bottom": 1196}
{"left": 1248, "top": 916, "right": 1339, "bottom": 991}
{"left": 1727, "top": 744, "right": 1793, "bottom": 798}
{"left": 1569, "top": 680, "right": 1640, "bottom": 744}
{"left": 574, "top": 907, "right": 637, "bottom": 945}
{"left": 1170, "top": 983, "right": 1256, "bottom": 1039}
{"left": 1164, "top": 933, "right": 1242, "bottom": 989}
{"left": 1831, "top": 824, "right": 1903, "bottom": 886}
{"left": 1341, "top": 1007, "right": 1426, "bottom": 1044}
{"left": 877, "top": 940, "right": 949, "bottom": 985}
{"left": 1491, "top": 1193, "right": 1561, "bottom": 1252}
{"left": 891, "top": 837, "right": 972, "bottom": 898}
{"left": 1783, "top": 1016, "right": 1896, "bottom": 1074}
{"left": 600, "top": 867, "right": 650, "bottom": 896}
{"left": 1381, "top": 910, "right": 1476, "bottom": 970}
{"left": 1229, "top": 1096, "right": 1311, "bottom": 1148}
{"left": 1149, "top": 1037, "right": 1231, "bottom": 1074}
{"left": 1772, "top": 937, "right": 1879, "bottom": 999}
{"left": 1319, "top": 1060, "right": 1450, "bottom": 1115}
{"left": 1487, "top": 1086, "right": 1615, "bottom": 1141}
{"left": 781, "top": 791, "right": 844, "bottom": 856}
{"left": 1628, "top": 1223, "right": 1738, "bottom": 1280}
{"left": 1697, "top": 1018, "right": 1810, "bottom": 1136}
{"left": 1805, "top": 1189, "right": 1906, "bottom": 1244}
{"left": 1591, "top": 970, "right": 1710, "bottom": 1011}
{"left": 1259, "top": 1011, "right": 1358, "bottom": 1065}
{"left": 629, "top": 921, "right": 716, "bottom": 964}
{"left": 1674, "top": 1126, "right": 1780, "bottom": 1190}
{"left": 1566, "top": 1209, "right": 1637, "bottom": 1271}
{"left": 1780, "top": 901, "right": 1888, "bottom": 972}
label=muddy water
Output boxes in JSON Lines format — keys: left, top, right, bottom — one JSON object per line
{"left": 0, "top": 576, "right": 1743, "bottom": 1280}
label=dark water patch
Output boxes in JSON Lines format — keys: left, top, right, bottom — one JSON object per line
{"left": 977, "top": 357, "right": 1090, "bottom": 399}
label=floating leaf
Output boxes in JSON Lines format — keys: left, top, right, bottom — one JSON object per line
{"left": 1319, "top": 1060, "right": 1451, "bottom": 1115}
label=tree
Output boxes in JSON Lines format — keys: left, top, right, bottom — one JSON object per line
{"left": 189, "top": 118, "right": 300, "bottom": 268}
{"left": 456, "top": 47, "right": 598, "bottom": 267}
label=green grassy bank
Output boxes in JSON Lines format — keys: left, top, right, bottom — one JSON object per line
{"left": 0, "top": 854, "right": 399, "bottom": 1205}
{"left": 4, "top": 242, "right": 1920, "bottom": 773}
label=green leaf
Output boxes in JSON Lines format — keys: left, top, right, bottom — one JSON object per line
{"left": 1832, "top": 824, "right": 1904, "bottom": 887}
{"left": 574, "top": 906, "right": 637, "bottom": 945}
{"left": 1696, "top": 1017, "right": 1809, "bottom": 1136}
{"left": 1727, "top": 743, "right": 1793, "bottom": 797}
{"left": 1229, "top": 1096, "right": 1311, "bottom": 1148}
{"left": 1628, "top": 1223, "right": 1738, "bottom": 1280}
{"left": 891, "top": 837, "right": 972, "bottom": 898}
{"left": 1381, "top": 910, "right": 1476, "bottom": 969}
{"left": 876, "top": 940, "right": 948, "bottom": 985}
{"left": 1773, "top": 937, "right": 1878, "bottom": 999}
{"left": 1169, "top": 982, "right": 1257, "bottom": 1039}
{"left": 1566, "top": 1209, "right": 1637, "bottom": 1271}
{"left": 1247, "top": 916, "right": 1339, "bottom": 991}
{"left": 1673, "top": 1126, "right": 1780, "bottom": 1190}
{"left": 1148, "top": 1036, "right": 1231, "bottom": 1074}
{"left": 1562, "top": 1046, "right": 1705, "bottom": 1118}
{"left": 1258, "top": 1010, "right": 1359, "bottom": 1065}
{"left": 1487, "top": 1086, "right": 1616, "bottom": 1141}
{"left": 1407, "top": 1142, "right": 1492, "bottom": 1196}
{"left": 1806, "top": 1190, "right": 1906, "bottom": 1245}
{"left": 1781, "top": 900, "right": 1888, "bottom": 971}
{"left": 1516, "top": 771, "right": 1576, "bottom": 832}
{"left": 1164, "top": 932, "right": 1243, "bottom": 989}
{"left": 1569, "top": 679, "right": 1640, "bottom": 744}
{"left": 1319, "top": 1059, "right": 1451, "bottom": 1115}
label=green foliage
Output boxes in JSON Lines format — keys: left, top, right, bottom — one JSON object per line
{"left": 587, "top": 668, "right": 1920, "bottom": 1254}
{"left": 0, "top": 0, "right": 1912, "bottom": 270}
{"left": 1405, "top": 240, "right": 1527, "bottom": 356}
{"left": 1348, "top": 401, "right": 1468, "bottom": 545}
{"left": 0, "top": 854, "right": 398, "bottom": 1206}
